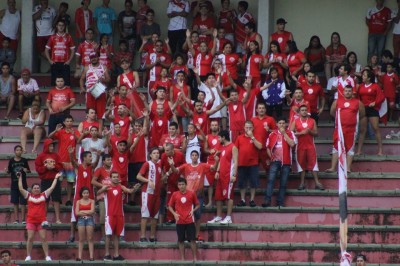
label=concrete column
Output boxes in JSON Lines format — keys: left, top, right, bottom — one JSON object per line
{"left": 257, "top": 0, "right": 274, "bottom": 55}
{"left": 20, "top": 0, "right": 35, "bottom": 72}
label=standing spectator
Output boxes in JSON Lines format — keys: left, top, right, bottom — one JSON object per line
{"left": 0, "top": 62, "right": 16, "bottom": 120}
{"left": 118, "top": 0, "right": 137, "bottom": 54}
{"left": 136, "top": 148, "right": 163, "bottom": 242}
{"left": 207, "top": 130, "right": 238, "bottom": 225}
{"left": 20, "top": 100, "right": 46, "bottom": 154}
{"left": 34, "top": 139, "right": 63, "bottom": 224}
{"left": 191, "top": 0, "right": 214, "bottom": 18}
{"left": 332, "top": 63, "right": 356, "bottom": 100}
{"left": 192, "top": 4, "right": 215, "bottom": 43}
{"left": 7, "top": 145, "right": 30, "bottom": 224}
{"left": 44, "top": 20, "right": 75, "bottom": 86}
{"left": 1, "top": 249, "right": 17, "bottom": 266}
{"left": 366, "top": 0, "right": 392, "bottom": 61}
{"left": 242, "top": 40, "right": 263, "bottom": 88}
{"left": 235, "top": 121, "right": 262, "bottom": 207}
{"left": 145, "top": 40, "right": 172, "bottom": 94}
{"left": 243, "top": 22, "right": 263, "bottom": 52}
{"left": 262, "top": 117, "right": 296, "bottom": 207}
{"left": 300, "top": 70, "right": 325, "bottom": 123}
{"left": 18, "top": 172, "right": 61, "bottom": 262}
{"left": 392, "top": 0, "right": 400, "bottom": 59}
{"left": 140, "top": 9, "right": 161, "bottom": 44}
{"left": 287, "top": 88, "right": 310, "bottom": 125}
{"left": 46, "top": 76, "right": 76, "bottom": 134}
{"left": 54, "top": 2, "right": 71, "bottom": 31}
{"left": 32, "top": 0, "right": 56, "bottom": 61}
{"left": 17, "top": 68, "right": 40, "bottom": 120}
{"left": 264, "top": 40, "right": 287, "bottom": 80}
{"left": 0, "top": 37, "right": 16, "bottom": 72}
{"left": 378, "top": 62, "right": 399, "bottom": 121}
{"left": 94, "top": 0, "right": 116, "bottom": 44}
{"left": 78, "top": 126, "right": 105, "bottom": 169}
{"left": 98, "top": 34, "right": 114, "bottom": 71}
{"left": 259, "top": 67, "right": 287, "bottom": 118}
{"left": 167, "top": 0, "right": 190, "bottom": 55}
{"left": 235, "top": 1, "right": 254, "bottom": 55}
{"left": 168, "top": 178, "right": 200, "bottom": 261}
{"left": 97, "top": 172, "right": 138, "bottom": 261}
{"left": 304, "top": 36, "right": 325, "bottom": 73}
{"left": 0, "top": 0, "right": 20, "bottom": 53}
{"left": 75, "top": 0, "right": 94, "bottom": 43}
{"left": 290, "top": 105, "right": 324, "bottom": 190}
{"left": 113, "top": 40, "right": 133, "bottom": 75}
{"left": 346, "top": 51, "right": 363, "bottom": 80}
{"left": 325, "top": 32, "right": 347, "bottom": 80}
{"left": 74, "top": 187, "right": 95, "bottom": 261}
{"left": 218, "top": 0, "right": 236, "bottom": 44}
{"left": 75, "top": 28, "right": 98, "bottom": 77}
{"left": 286, "top": 40, "right": 306, "bottom": 92}
{"left": 269, "top": 18, "right": 294, "bottom": 53}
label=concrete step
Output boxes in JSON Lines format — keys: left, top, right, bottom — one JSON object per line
{"left": 2, "top": 223, "right": 400, "bottom": 244}
{"left": 0, "top": 206, "right": 399, "bottom": 226}
{"left": 1, "top": 241, "right": 399, "bottom": 263}
{"left": 0, "top": 187, "right": 399, "bottom": 208}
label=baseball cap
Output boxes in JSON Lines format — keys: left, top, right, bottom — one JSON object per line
{"left": 276, "top": 18, "right": 287, "bottom": 24}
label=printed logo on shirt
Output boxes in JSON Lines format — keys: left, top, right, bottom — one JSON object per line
{"left": 181, "top": 196, "right": 187, "bottom": 203}
{"left": 158, "top": 120, "right": 163, "bottom": 126}
{"left": 70, "top": 136, "right": 74, "bottom": 140}
{"left": 119, "top": 121, "right": 125, "bottom": 126}
{"left": 222, "top": 150, "right": 226, "bottom": 157}
{"left": 112, "top": 189, "right": 119, "bottom": 196}
{"left": 308, "top": 89, "right": 313, "bottom": 94}
{"left": 83, "top": 171, "right": 88, "bottom": 178}
{"left": 198, "top": 118, "right": 203, "bottom": 124}
{"left": 119, "top": 157, "right": 124, "bottom": 163}
{"left": 212, "top": 139, "right": 217, "bottom": 145}
{"left": 344, "top": 102, "right": 350, "bottom": 108}
{"left": 278, "top": 37, "right": 283, "bottom": 43}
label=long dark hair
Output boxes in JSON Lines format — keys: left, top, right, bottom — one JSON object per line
{"left": 286, "top": 40, "right": 298, "bottom": 54}
{"left": 246, "top": 40, "right": 260, "bottom": 68}
{"left": 268, "top": 40, "right": 281, "bottom": 54}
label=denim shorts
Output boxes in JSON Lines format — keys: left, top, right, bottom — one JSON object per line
{"left": 77, "top": 216, "right": 95, "bottom": 227}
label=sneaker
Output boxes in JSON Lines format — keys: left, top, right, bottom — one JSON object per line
{"left": 249, "top": 200, "right": 257, "bottom": 207}
{"left": 207, "top": 216, "right": 222, "bottom": 224}
{"left": 119, "top": 236, "right": 126, "bottom": 243}
{"left": 220, "top": 216, "right": 232, "bottom": 225}
{"left": 297, "top": 184, "right": 305, "bottom": 190}
{"left": 236, "top": 200, "right": 246, "bottom": 207}
{"left": 113, "top": 255, "right": 125, "bottom": 261}
{"left": 13, "top": 220, "right": 19, "bottom": 224}
{"left": 25, "top": 256, "right": 31, "bottom": 261}
{"left": 196, "top": 235, "right": 204, "bottom": 243}
{"left": 65, "top": 200, "right": 72, "bottom": 206}
{"left": 149, "top": 237, "right": 157, "bottom": 243}
{"left": 22, "top": 220, "right": 26, "bottom": 225}
{"left": 45, "top": 256, "right": 52, "bottom": 261}
{"left": 68, "top": 236, "right": 75, "bottom": 243}
{"left": 261, "top": 201, "right": 271, "bottom": 208}
{"left": 139, "top": 237, "right": 148, "bottom": 242}
{"left": 103, "top": 255, "right": 113, "bottom": 261}
{"left": 41, "top": 221, "right": 49, "bottom": 228}
{"left": 164, "top": 220, "right": 175, "bottom": 225}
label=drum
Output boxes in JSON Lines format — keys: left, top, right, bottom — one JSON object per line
{"left": 89, "top": 82, "right": 106, "bottom": 99}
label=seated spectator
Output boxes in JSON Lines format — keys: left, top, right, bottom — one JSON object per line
{"left": 304, "top": 35, "right": 325, "bottom": 73}
{"left": 0, "top": 37, "right": 16, "bottom": 73}
{"left": 192, "top": 4, "right": 215, "bottom": 44}
{"left": 235, "top": 1, "right": 254, "bottom": 54}
{"left": 118, "top": 0, "right": 137, "bottom": 54}
{"left": 74, "top": 0, "right": 93, "bottom": 43}
{"left": 264, "top": 40, "right": 287, "bottom": 80}
{"left": 214, "top": 27, "right": 230, "bottom": 55}
{"left": 20, "top": 100, "right": 46, "bottom": 154}
{"left": 0, "top": 0, "right": 20, "bottom": 53}
{"left": 140, "top": 9, "right": 161, "bottom": 45}
{"left": 113, "top": 40, "right": 133, "bottom": 75}
{"left": 218, "top": 0, "right": 236, "bottom": 44}
{"left": 368, "top": 54, "right": 380, "bottom": 76}
{"left": 295, "top": 62, "right": 320, "bottom": 86}
{"left": 17, "top": 68, "right": 40, "bottom": 119}
{"left": 1, "top": 249, "right": 17, "bottom": 266}
{"left": 94, "top": 0, "right": 116, "bottom": 44}
{"left": 325, "top": 32, "right": 347, "bottom": 80}
{"left": 243, "top": 22, "right": 263, "bottom": 52}
{"left": 54, "top": 2, "right": 71, "bottom": 31}
{"left": 269, "top": 18, "right": 294, "bottom": 53}
{"left": 346, "top": 51, "right": 363, "bottom": 81}
{"left": 0, "top": 62, "right": 16, "bottom": 119}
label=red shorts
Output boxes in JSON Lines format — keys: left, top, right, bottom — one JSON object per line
{"left": 0, "top": 32, "right": 18, "bottom": 52}
{"left": 141, "top": 192, "right": 160, "bottom": 219}
{"left": 26, "top": 222, "right": 43, "bottom": 231}
{"left": 86, "top": 92, "right": 106, "bottom": 118}
{"left": 296, "top": 147, "right": 318, "bottom": 172}
{"left": 215, "top": 175, "right": 235, "bottom": 201}
{"left": 105, "top": 215, "right": 124, "bottom": 236}
{"left": 204, "top": 170, "right": 216, "bottom": 186}
{"left": 333, "top": 128, "right": 356, "bottom": 156}
{"left": 36, "top": 36, "right": 51, "bottom": 53}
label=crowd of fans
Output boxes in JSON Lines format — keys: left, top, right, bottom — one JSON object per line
{"left": 0, "top": 0, "right": 397, "bottom": 263}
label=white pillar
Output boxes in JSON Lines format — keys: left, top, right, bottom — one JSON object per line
{"left": 20, "top": 0, "right": 35, "bottom": 71}
{"left": 257, "top": 0, "right": 273, "bottom": 55}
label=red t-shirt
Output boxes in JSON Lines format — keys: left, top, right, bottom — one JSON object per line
{"left": 244, "top": 54, "right": 263, "bottom": 78}
{"left": 76, "top": 41, "right": 98, "bottom": 66}
{"left": 235, "top": 134, "right": 259, "bottom": 166}
{"left": 206, "top": 134, "right": 221, "bottom": 165}
{"left": 218, "top": 53, "right": 240, "bottom": 80}
{"left": 380, "top": 72, "right": 399, "bottom": 99}
{"left": 251, "top": 116, "right": 277, "bottom": 148}
{"left": 294, "top": 117, "right": 316, "bottom": 149}
{"left": 99, "top": 44, "right": 114, "bottom": 70}
{"left": 81, "top": 120, "right": 100, "bottom": 139}
{"left": 265, "top": 52, "right": 286, "bottom": 80}
{"left": 104, "top": 184, "right": 124, "bottom": 216}
{"left": 289, "top": 99, "right": 310, "bottom": 125}
{"left": 159, "top": 134, "right": 185, "bottom": 150}
{"left": 218, "top": 9, "right": 236, "bottom": 34}
{"left": 168, "top": 189, "right": 199, "bottom": 224}
{"left": 26, "top": 192, "right": 48, "bottom": 224}
{"left": 192, "top": 110, "right": 209, "bottom": 134}
{"left": 146, "top": 52, "right": 172, "bottom": 81}
{"left": 270, "top": 31, "right": 292, "bottom": 52}
{"left": 113, "top": 114, "right": 131, "bottom": 139}
{"left": 192, "top": 16, "right": 215, "bottom": 43}
{"left": 111, "top": 150, "right": 129, "bottom": 182}
{"left": 161, "top": 151, "right": 185, "bottom": 186}
{"left": 171, "top": 84, "right": 190, "bottom": 117}
{"left": 228, "top": 101, "right": 246, "bottom": 131}
{"left": 195, "top": 52, "right": 213, "bottom": 76}
{"left": 235, "top": 12, "right": 254, "bottom": 45}
{"left": 150, "top": 111, "right": 173, "bottom": 148}
{"left": 170, "top": 65, "right": 189, "bottom": 80}
{"left": 177, "top": 163, "right": 211, "bottom": 192}
{"left": 109, "top": 134, "right": 126, "bottom": 154}
{"left": 325, "top": 44, "right": 347, "bottom": 59}
{"left": 151, "top": 79, "right": 172, "bottom": 95}
{"left": 129, "top": 133, "right": 147, "bottom": 163}
{"left": 46, "top": 33, "right": 75, "bottom": 62}
{"left": 75, "top": 164, "right": 94, "bottom": 200}
{"left": 358, "top": 83, "right": 383, "bottom": 110}
{"left": 366, "top": 6, "right": 391, "bottom": 34}
{"left": 287, "top": 51, "right": 305, "bottom": 74}
{"left": 219, "top": 143, "right": 235, "bottom": 180}
{"left": 300, "top": 83, "right": 324, "bottom": 113}
{"left": 47, "top": 87, "right": 75, "bottom": 113}
{"left": 53, "top": 128, "right": 80, "bottom": 163}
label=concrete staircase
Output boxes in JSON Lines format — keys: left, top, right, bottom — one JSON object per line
{"left": 0, "top": 74, "right": 399, "bottom": 264}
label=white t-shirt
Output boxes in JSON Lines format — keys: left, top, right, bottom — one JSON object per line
{"left": 392, "top": 9, "right": 400, "bottom": 34}
{"left": 33, "top": 5, "right": 56, "bottom": 36}
{"left": 17, "top": 78, "right": 39, "bottom": 94}
{"left": 198, "top": 82, "right": 222, "bottom": 118}
{"left": 167, "top": 0, "right": 190, "bottom": 31}
{"left": 81, "top": 138, "right": 105, "bottom": 169}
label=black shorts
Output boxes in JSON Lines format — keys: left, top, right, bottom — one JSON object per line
{"left": 40, "top": 179, "right": 62, "bottom": 203}
{"left": 128, "top": 162, "right": 144, "bottom": 183}
{"left": 365, "top": 107, "right": 379, "bottom": 118}
{"left": 10, "top": 188, "right": 27, "bottom": 205}
{"left": 176, "top": 223, "right": 196, "bottom": 242}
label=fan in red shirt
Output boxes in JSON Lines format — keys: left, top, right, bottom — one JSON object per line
{"left": 183, "top": 30, "right": 200, "bottom": 69}
{"left": 264, "top": 40, "right": 287, "bottom": 80}
{"left": 44, "top": 20, "right": 75, "bottom": 86}
{"left": 214, "top": 28, "right": 231, "bottom": 54}
{"left": 356, "top": 69, "right": 385, "bottom": 156}
{"left": 332, "top": 63, "right": 356, "bottom": 100}
{"left": 98, "top": 34, "right": 114, "bottom": 70}
{"left": 137, "top": 148, "right": 163, "bottom": 243}
{"left": 160, "top": 143, "right": 185, "bottom": 224}
{"left": 150, "top": 67, "right": 172, "bottom": 99}
{"left": 251, "top": 103, "right": 277, "bottom": 171}
{"left": 104, "top": 123, "right": 127, "bottom": 154}
{"left": 110, "top": 140, "right": 131, "bottom": 187}
{"left": 192, "top": 4, "right": 215, "bottom": 43}
{"left": 77, "top": 108, "right": 101, "bottom": 139}
{"left": 18, "top": 172, "right": 61, "bottom": 262}
{"left": 218, "top": 0, "right": 236, "bottom": 43}
{"left": 0, "top": 249, "right": 18, "bottom": 266}
{"left": 286, "top": 88, "right": 311, "bottom": 126}
{"left": 169, "top": 54, "right": 189, "bottom": 80}
{"left": 170, "top": 71, "right": 191, "bottom": 133}
{"left": 105, "top": 103, "right": 133, "bottom": 140}
{"left": 300, "top": 70, "right": 325, "bottom": 123}
{"left": 159, "top": 122, "right": 186, "bottom": 152}
{"left": 269, "top": 18, "right": 294, "bottom": 54}
{"left": 48, "top": 115, "right": 80, "bottom": 207}
{"left": 75, "top": 28, "right": 98, "bottom": 71}
{"left": 379, "top": 62, "right": 399, "bottom": 121}
{"left": 234, "top": 1, "right": 254, "bottom": 54}
{"left": 110, "top": 85, "right": 132, "bottom": 115}
{"left": 194, "top": 40, "right": 216, "bottom": 77}
{"left": 218, "top": 42, "right": 241, "bottom": 82}
{"left": 168, "top": 178, "right": 200, "bottom": 261}
{"left": 289, "top": 105, "right": 324, "bottom": 191}
{"left": 242, "top": 40, "right": 263, "bottom": 88}
{"left": 325, "top": 32, "right": 347, "bottom": 80}
{"left": 286, "top": 41, "right": 307, "bottom": 89}
{"left": 243, "top": 22, "right": 263, "bottom": 52}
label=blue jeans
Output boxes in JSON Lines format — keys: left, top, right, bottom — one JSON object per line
{"left": 265, "top": 161, "right": 291, "bottom": 206}
{"left": 368, "top": 33, "right": 386, "bottom": 60}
